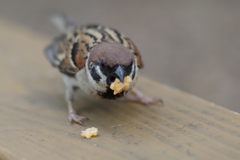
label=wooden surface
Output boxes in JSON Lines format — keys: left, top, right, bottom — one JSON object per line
{"left": 1, "top": 18, "right": 240, "bottom": 160}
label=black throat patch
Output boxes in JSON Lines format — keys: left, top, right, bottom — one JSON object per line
{"left": 98, "top": 87, "right": 126, "bottom": 100}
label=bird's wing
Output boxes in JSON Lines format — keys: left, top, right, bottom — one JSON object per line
{"left": 44, "top": 24, "right": 106, "bottom": 76}
{"left": 123, "top": 37, "right": 144, "bottom": 69}
{"left": 44, "top": 34, "right": 80, "bottom": 77}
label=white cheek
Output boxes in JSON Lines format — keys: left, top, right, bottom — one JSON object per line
{"left": 129, "top": 63, "right": 135, "bottom": 78}
{"left": 129, "top": 64, "right": 138, "bottom": 89}
{"left": 95, "top": 66, "right": 108, "bottom": 86}
{"left": 85, "top": 57, "right": 107, "bottom": 93}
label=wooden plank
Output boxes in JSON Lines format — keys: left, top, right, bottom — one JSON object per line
{"left": 0, "top": 17, "right": 240, "bottom": 160}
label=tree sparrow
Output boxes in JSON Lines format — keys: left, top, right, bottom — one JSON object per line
{"left": 45, "top": 15, "right": 162, "bottom": 125}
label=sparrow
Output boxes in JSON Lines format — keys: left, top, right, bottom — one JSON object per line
{"left": 45, "top": 15, "right": 162, "bottom": 125}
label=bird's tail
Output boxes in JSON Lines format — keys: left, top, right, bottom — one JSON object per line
{"left": 49, "top": 14, "right": 77, "bottom": 33}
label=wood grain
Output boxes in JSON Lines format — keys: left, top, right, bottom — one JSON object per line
{"left": 0, "top": 18, "right": 240, "bottom": 160}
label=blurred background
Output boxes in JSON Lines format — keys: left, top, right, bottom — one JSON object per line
{"left": 0, "top": 0, "right": 239, "bottom": 112}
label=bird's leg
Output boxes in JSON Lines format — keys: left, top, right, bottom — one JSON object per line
{"left": 124, "top": 88, "right": 163, "bottom": 105}
{"left": 65, "top": 86, "right": 89, "bottom": 125}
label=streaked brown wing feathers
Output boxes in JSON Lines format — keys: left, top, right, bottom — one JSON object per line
{"left": 124, "top": 37, "right": 144, "bottom": 69}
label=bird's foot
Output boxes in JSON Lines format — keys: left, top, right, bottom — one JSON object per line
{"left": 125, "top": 89, "right": 163, "bottom": 105}
{"left": 68, "top": 111, "right": 89, "bottom": 125}
{"left": 135, "top": 96, "right": 162, "bottom": 105}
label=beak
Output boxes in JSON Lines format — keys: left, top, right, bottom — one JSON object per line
{"left": 110, "top": 65, "right": 125, "bottom": 83}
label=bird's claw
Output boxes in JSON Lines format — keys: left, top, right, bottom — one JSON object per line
{"left": 138, "top": 97, "right": 163, "bottom": 105}
{"left": 125, "top": 89, "right": 163, "bottom": 106}
{"left": 68, "top": 111, "right": 89, "bottom": 125}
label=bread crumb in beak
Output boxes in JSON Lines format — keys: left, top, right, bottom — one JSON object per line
{"left": 110, "top": 76, "right": 132, "bottom": 95}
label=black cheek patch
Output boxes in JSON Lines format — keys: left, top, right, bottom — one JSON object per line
{"left": 90, "top": 67, "right": 101, "bottom": 83}
{"left": 124, "top": 62, "right": 133, "bottom": 77}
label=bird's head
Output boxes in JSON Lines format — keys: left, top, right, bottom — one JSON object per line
{"left": 86, "top": 42, "right": 137, "bottom": 99}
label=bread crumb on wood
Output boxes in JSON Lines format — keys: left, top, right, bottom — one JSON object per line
{"left": 81, "top": 127, "right": 98, "bottom": 139}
